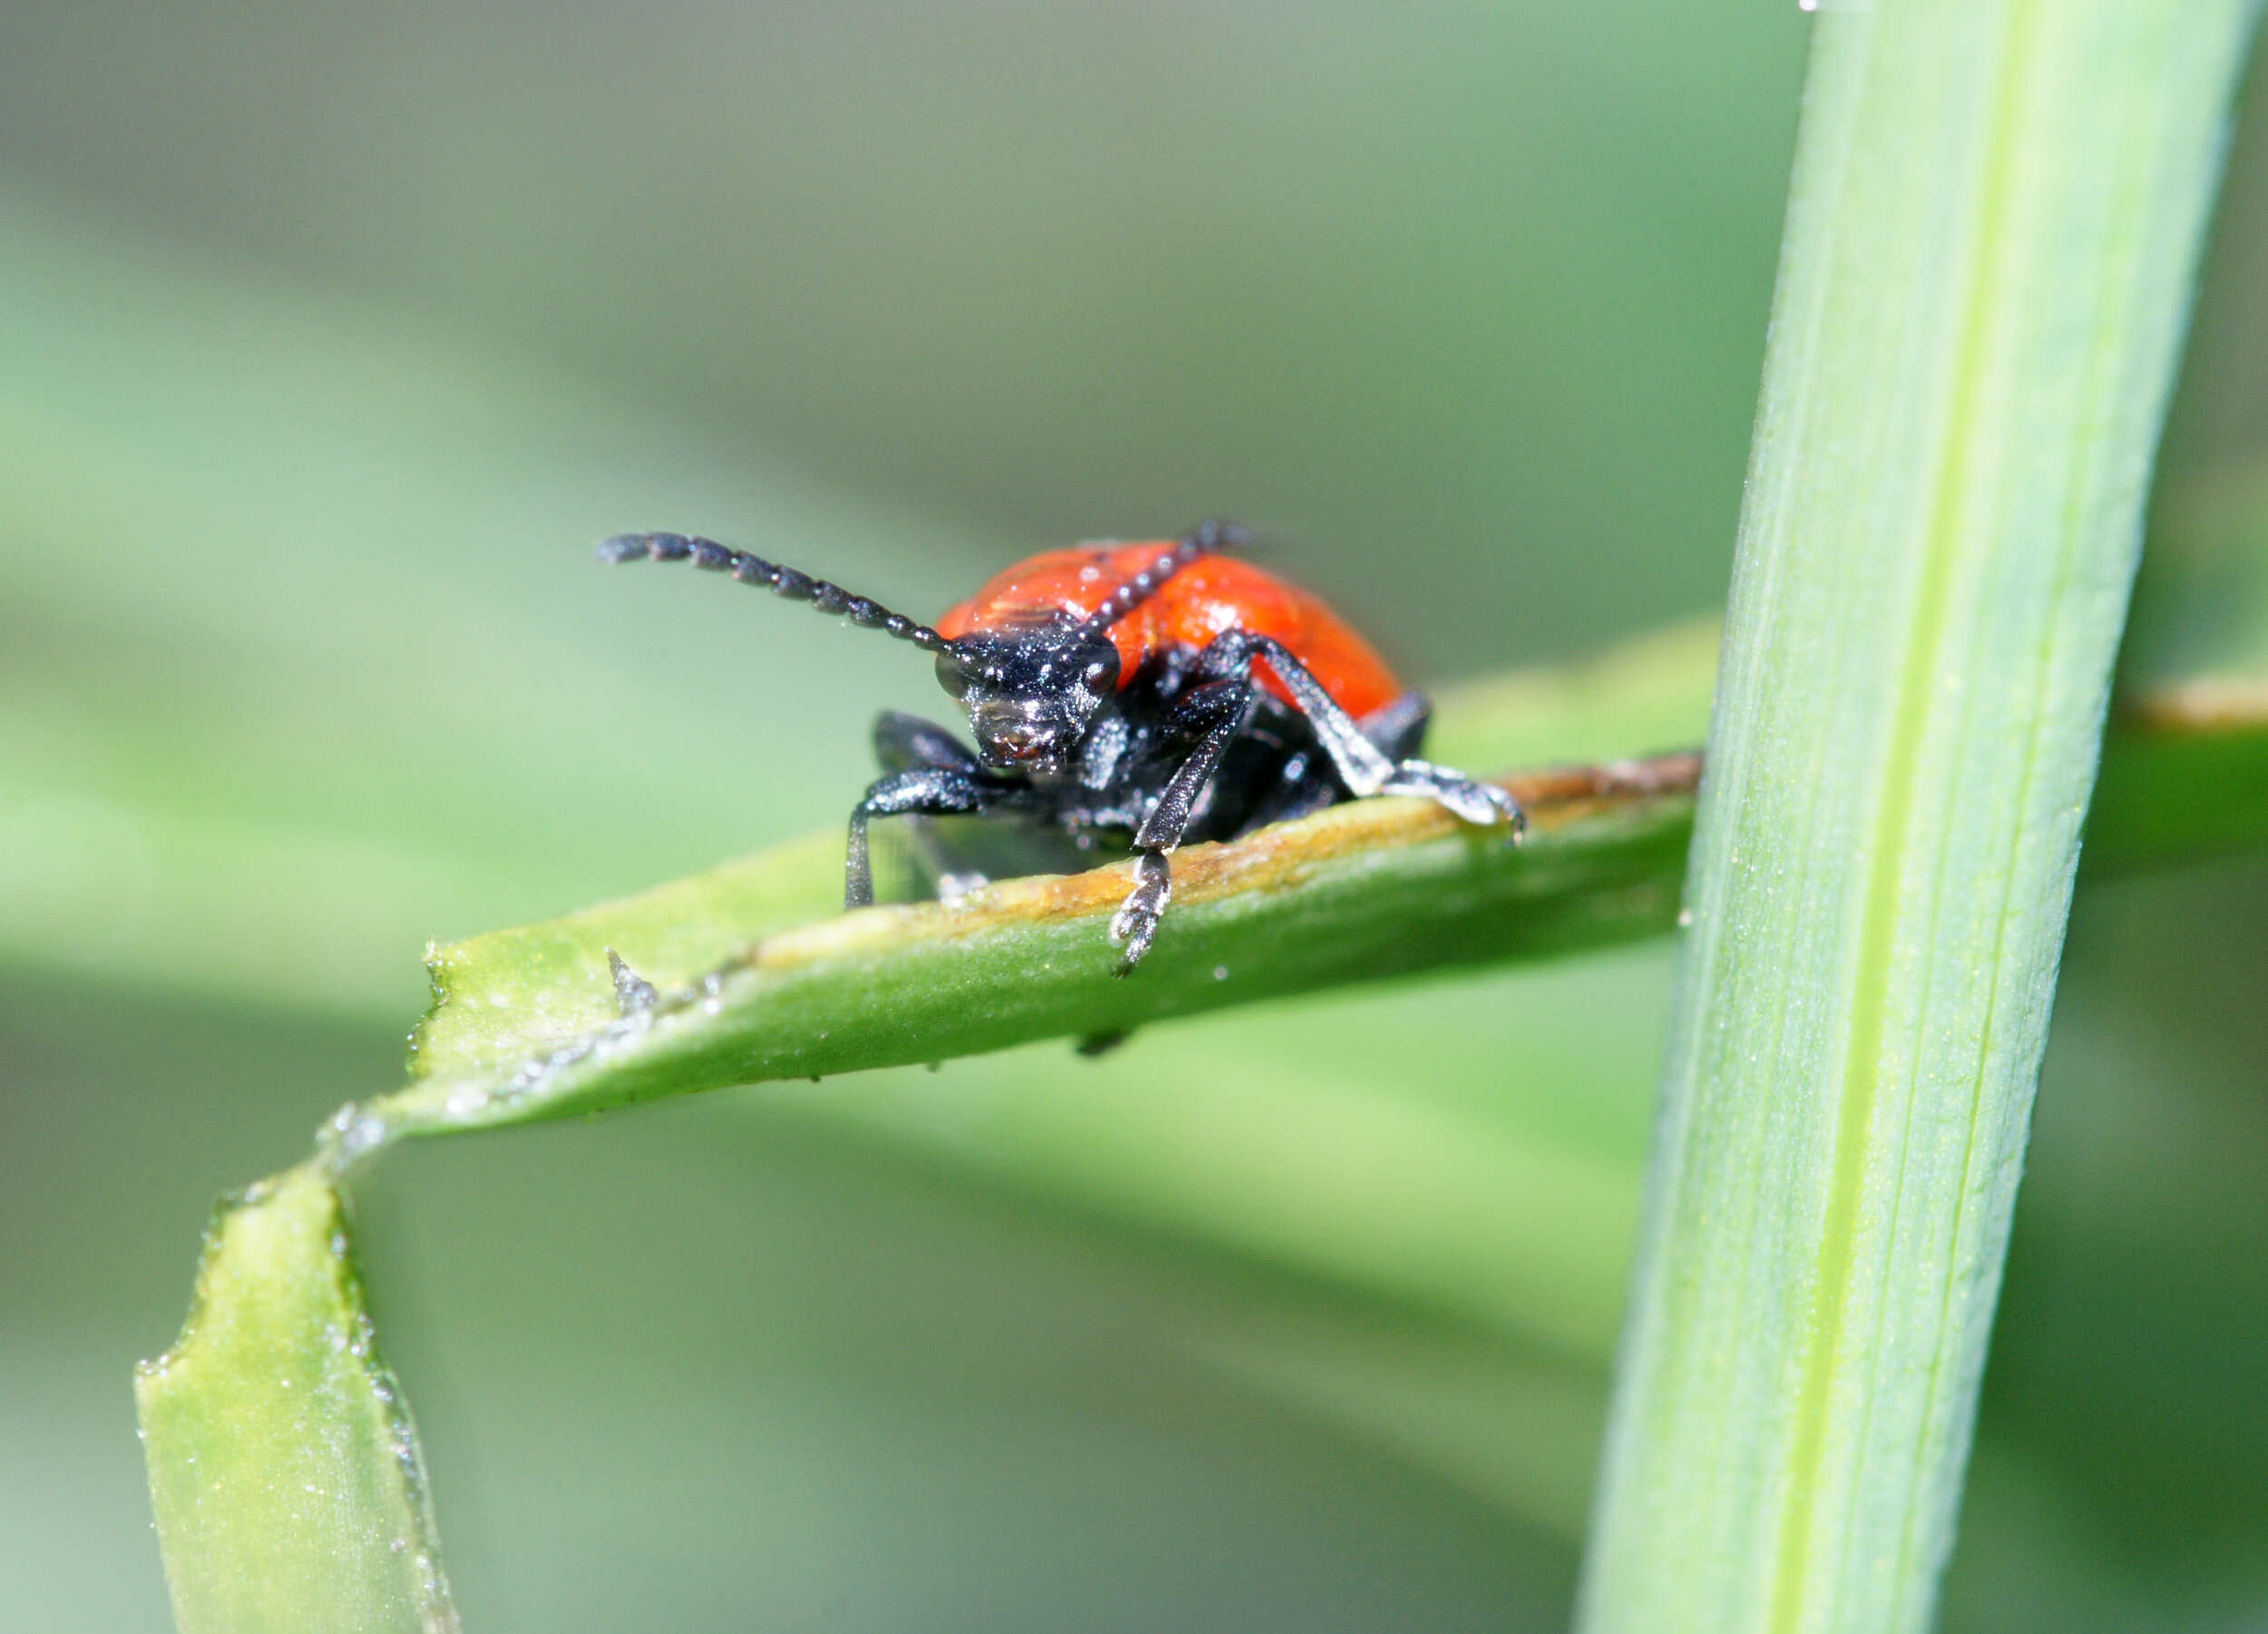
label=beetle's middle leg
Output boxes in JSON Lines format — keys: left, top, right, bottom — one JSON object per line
{"left": 1107, "top": 679, "right": 1251, "bottom": 972}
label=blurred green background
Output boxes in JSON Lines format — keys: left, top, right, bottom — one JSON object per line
{"left": 3, "top": 5, "right": 2264, "bottom": 1630}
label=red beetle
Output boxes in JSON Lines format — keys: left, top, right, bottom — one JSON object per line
{"left": 601, "top": 521, "right": 1522, "bottom": 969}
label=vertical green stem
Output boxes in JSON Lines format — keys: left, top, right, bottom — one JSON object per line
{"left": 1575, "top": 5, "right": 2260, "bottom": 1633}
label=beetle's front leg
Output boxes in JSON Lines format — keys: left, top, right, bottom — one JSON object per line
{"left": 846, "top": 768, "right": 1030, "bottom": 908}
{"left": 871, "top": 710, "right": 983, "bottom": 776}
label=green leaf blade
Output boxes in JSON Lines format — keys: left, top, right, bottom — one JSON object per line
{"left": 388, "top": 757, "right": 1703, "bottom": 1139}
{"left": 1575, "top": 4, "right": 2265, "bottom": 1633}
{"left": 136, "top": 1164, "right": 457, "bottom": 1634}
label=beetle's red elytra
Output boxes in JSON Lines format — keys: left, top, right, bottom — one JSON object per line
{"left": 599, "top": 521, "right": 1522, "bottom": 972}
{"left": 936, "top": 542, "right": 1405, "bottom": 720}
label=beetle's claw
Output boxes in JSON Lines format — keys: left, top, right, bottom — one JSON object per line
{"left": 1380, "top": 760, "right": 1526, "bottom": 837}
{"left": 1108, "top": 903, "right": 1160, "bottom": 974}
{"left": 1108, "top": 851, "right": 1173, "bottom": 974}
{"left": 1471, "top": 780, "right": 1528, "bottom": 839}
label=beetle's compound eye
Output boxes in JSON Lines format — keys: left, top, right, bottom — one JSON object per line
{"left": 934, "top": 648, "right": 975, "bottom": 700}
{"left": 1080, "top": 644, "right": 1120, "bottom": 696}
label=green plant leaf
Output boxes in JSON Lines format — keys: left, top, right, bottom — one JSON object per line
{"left": 392, "top": 755, "right": 1700, "bottom": 1136}
{"left": 393, "top": 687, "right": 2266, "bottom": 1156}
{"left": 136, "top": 1163, "right": 456, "bottom": 1634}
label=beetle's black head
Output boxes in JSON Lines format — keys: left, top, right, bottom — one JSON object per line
{"left": 936, "top": 621, "right": 1120, "bottom": 778}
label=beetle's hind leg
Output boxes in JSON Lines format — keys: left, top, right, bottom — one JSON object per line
{"left": 1361, "top": 692, "right": 1431, "bottom": 761}
{"left": 1373, "top": 758, "right": 1525, "bottom": 830}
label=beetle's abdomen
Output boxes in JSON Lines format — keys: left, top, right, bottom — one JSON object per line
{"left": 935, "top": 542, "right": 1404, "bottom": 719}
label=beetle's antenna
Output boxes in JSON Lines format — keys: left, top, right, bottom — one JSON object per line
{"left": 599, "top": 533, "right": 948, "bottom": 652}
{"left": 1077, "top": 519, "right": 1247, "bottom": 637}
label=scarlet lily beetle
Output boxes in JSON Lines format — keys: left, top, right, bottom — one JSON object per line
{"left": 599, "top": 521, "right": 1523, "bottom": 971}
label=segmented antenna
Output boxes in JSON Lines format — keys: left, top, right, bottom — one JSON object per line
{"left": 599, "top": 532, "right": 947, "bottom": 652}
{"left": 1077, "top": 519, "right": 1248, "bottom": 637}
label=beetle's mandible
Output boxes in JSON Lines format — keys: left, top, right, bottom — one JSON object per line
{"left": 598, "top": 521, "right": 1524, "bottom": 971}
